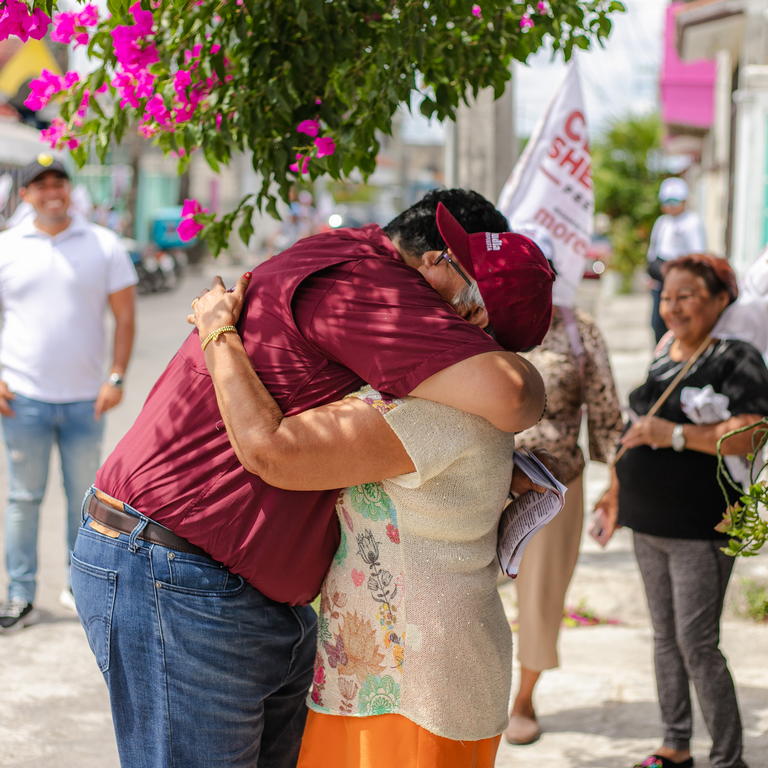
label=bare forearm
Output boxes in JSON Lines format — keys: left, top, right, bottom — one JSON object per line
{"left": 203, "top": 333, "right": 284, "bottom": 473}
{"left": 111, "top": 316, "right": 135, "bottom": 375}
{"left": 683, "top": 415, "right": 765, "bottom": 456}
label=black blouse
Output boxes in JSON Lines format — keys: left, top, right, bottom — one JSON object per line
{"left": 617, "top": 338, "right": 768, "bottom": 540}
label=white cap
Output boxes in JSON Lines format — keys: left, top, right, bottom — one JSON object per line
{"left": 659, "top": 177, "right": 688, "bottom": 203}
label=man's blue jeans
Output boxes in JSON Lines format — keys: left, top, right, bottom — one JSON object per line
{"left": 71, "top": 489, "right": 317, "bottom": 768}
{"left": 2, "top": 395, "right": 103, "bottom": 603}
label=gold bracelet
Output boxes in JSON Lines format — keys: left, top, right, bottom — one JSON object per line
{"left": 201, "top": 325, "right": 238, "bottom": 351}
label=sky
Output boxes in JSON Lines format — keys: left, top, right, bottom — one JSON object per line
{"left": 515, "top": 0, "right": 669, "bottom": 136}
{"left": 401, "top": 0, "right": 670, "bottom": 144}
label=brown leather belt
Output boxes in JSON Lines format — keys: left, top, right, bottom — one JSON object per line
{"left": 87, "top": 491, "right": 208, "bottom": 557}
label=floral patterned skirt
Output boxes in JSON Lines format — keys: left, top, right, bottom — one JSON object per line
{"left": 297, "top": 711, "right": 501, "bottom": 768}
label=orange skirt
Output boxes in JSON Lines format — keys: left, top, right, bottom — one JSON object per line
{"left": 297, "top": 711, "right": 501, "bottom": 768}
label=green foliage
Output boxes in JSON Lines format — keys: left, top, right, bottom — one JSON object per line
{"left": 736, "top": 578, "right": 768, "bottom": 622}
{"left": 592, "top": 113, "right": 664, "bottom": 290}
{"left": 716, "top": 419, "right": 768, "bottom": 557}
{"left": 41, "top": 0, "right": 625, "bottom": 252}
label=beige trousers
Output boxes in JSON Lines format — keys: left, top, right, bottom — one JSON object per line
{"left": 514, "top": 473, "right": 584, "bottom": 671}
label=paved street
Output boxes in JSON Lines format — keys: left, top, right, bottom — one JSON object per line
{"left": 0, "top": 266, "right": 766, "bottom": 767}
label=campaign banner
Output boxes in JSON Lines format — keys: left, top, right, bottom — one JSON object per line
{"left": 498, "top": 61, "right": 593, "bottom": 308}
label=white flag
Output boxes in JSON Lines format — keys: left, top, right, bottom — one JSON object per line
{"left": 498, "top": 62, "right": 593, "bottom": 308}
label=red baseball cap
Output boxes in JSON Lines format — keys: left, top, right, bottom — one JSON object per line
{"left": 435, "top": 202, "right": 555, "bottom": 351}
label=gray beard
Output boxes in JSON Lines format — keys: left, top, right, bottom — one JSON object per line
{"left": 452, "top": 280, "right": 484, "bottom": 310}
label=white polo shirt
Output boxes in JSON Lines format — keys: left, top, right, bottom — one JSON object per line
{"left": 647, "top": 210, "right": 706, "bottom": 262}
{"left": 0, "top": 215, "right": 137, "bottom": 402}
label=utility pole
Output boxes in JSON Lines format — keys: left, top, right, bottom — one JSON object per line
{"left": 445, "top": 78, "right": 516, "bottom": 203}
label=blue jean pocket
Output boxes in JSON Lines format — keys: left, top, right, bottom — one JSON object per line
{"left": 159, "top": 552, "right": 246, "bottom": 597}
{"left": 70, "top": 553, "right": 117, "bottom": 673}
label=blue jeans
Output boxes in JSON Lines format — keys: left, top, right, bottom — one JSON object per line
{"left": 2, "top": 395, "right": 103, "bottom": 603}
{"left": 72, "top": 489, "right": 317, "bottom": 768}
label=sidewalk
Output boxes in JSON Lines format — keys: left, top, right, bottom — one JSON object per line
{"left": 0, "top": 271, "right": 765, "bottom": 767}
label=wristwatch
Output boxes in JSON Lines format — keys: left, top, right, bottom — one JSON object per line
{"left": 671, "top": 423, "right": 686, "bottom": 452}
{"left": 107, "top": 372, "right": 124, "bottom": 389}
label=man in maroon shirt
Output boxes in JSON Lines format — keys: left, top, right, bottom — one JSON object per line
{"left": 71, "top": 189, "right": 547, "bottom": 768}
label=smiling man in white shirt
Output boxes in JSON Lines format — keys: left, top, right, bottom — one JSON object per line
{"left": 0, "top": 154, "right": 137, "bottom": 631}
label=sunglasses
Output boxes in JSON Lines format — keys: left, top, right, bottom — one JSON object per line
{"left": 435, "top": 249, "right": 472, "bottom": 287}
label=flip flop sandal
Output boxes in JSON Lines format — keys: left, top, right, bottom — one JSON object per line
{"left": 633, "top": 755, "right": 694, "bottom": 768}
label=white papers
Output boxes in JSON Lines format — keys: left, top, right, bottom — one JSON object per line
{"left": 497, "top": 450, "right": 567, "bottom": 578}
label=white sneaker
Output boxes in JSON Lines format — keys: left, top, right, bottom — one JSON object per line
{"left": 59, "top": 588, "right": 77, "bottom": 613}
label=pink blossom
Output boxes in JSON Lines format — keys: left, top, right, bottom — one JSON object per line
{"left": 177, "top": 218, "right": 204, "bottom": 241}
{"left": 110, "top": 3, "right": 159, "bottom": 74}
{"left": 51, "top": 12, "right": 76, "bottom": 44}
{"left": 74, "top": 90, "right": 92, "bottom": 124}
{"left": 111, "top": 67, "right": 156, "bottom": 109}
{"left": 314, "top": 136, "right": 336, "bottom": 158}
{"left": 537, "top": 1, "right": 548, "bottom": 11}
{"left": 145, "top": 94, "right": 172, "bottom": 128}
{"left": 181, "top": 198, "right": 204, "bottom": 218}
{"left": 138, "top": 122, "right": 158, "bottom": 138}
{"left": 184, "top": 44, "right": 203, "bottom": 64}
{"left": 40, "top": 117, "right": 79, "bottom": 150}
{"left": 24, "top": 69, "right": 80, "bottom": 111}
{"left": 471, "top": 4, "right": 481, "bottom": 17}
{"left": 520, "top": 13, "right": 534, "bottom": 29}
{"left": 51, "top": 4, "right": 99, "bottom": 47}
{"left": 0, "top": 0, "right": 51, "bottom": 43}
{"left": 296, "top": 119, "right": 320, "bottom": 137}
{"left": 215, "top": 112, "right": 223, "bottom": 130}
{"left": 178, "top": 198, "right": 209, "bottom": 242}
{"left": 78, "top": 4, "right": 99, "bottom": 26}
{"left": 129, "top": 2, "right": 154, "bottom": 35}
{"left": 289, "top": 153, "right": 310, "bottom": 174}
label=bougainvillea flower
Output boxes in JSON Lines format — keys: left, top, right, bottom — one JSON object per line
{"left": 51, "top": 4, "right": 99, "bottom": 46}
{"left": 110, "top": 3, "right": 159, "bottom": 73}
{"left": 537, "top": 1, "right": 549, "bottom": 12}
{"left": 24, "top": 69, "right": 80, "bottom": 111}
{"left": 78, "top": 4, "right": 99, "bottom": 26}
{"left": 145, "top": 94, "right": 172, "bottom": 128}
{"left": 40, "top": 117, "right": 79, "bottom": 150}
{"left": 296, "top": 119, "right": 320, "bottom": 137}
{"left": 177, "top": 198, "right": 209, "bottom": 241}
{"left": 520, "top": 13, "right": 534, "bottom": 28}
{"left": 51, "top": 12, "right": 76, "bottom": 44}
{"left": 289, "top": 153, "right": 310, "bottom": 174}
{"left": 314, "top": 136, "right": 336, "bottom": 158}
{"left": 181, "top": 198, "right": 205, "bottom": 218}
{"left": 0, "top": 0, "right": 51, "bottom": 43}
{"left": 471, "top": 4, "right": 482, "bottom": 17}
{"left": 177, "top": 217, "right": 204, "bottom": 241}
